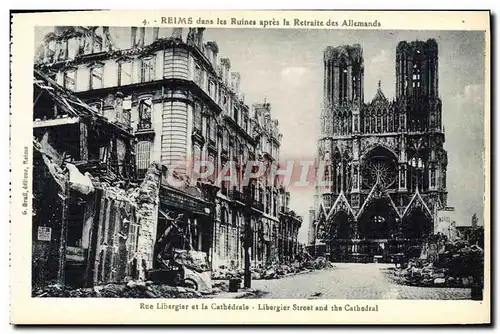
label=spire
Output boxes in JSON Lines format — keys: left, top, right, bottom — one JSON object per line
{"left": 372, "top": 80, "right": 387, "bottom": 103}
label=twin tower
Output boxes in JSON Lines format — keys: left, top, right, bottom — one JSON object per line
{"left": 322, "top": 39, "right": 439, "bottom": 108}
{"left": 311, "top": 39, "right": 447, "bottom": 262}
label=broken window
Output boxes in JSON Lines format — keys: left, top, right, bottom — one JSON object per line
{"left": 99, "top": 146, "right": 108, "bottom": 164}
{"left": 47, "top": 40, "right": 56, "bottom": 61}
{"left": 90, "top": 66, "right": 103, "bottom": 90}
{"left": 140, "top": 57, "right": 155, "bottom": 83}
{"left": 63, "top": 69, "right": 77, "bottom": 90}
{"left": 68, "top": 38, "right": 79, "bottom": 59}
{"left": 58, "top": 40, "right": 68, "bottom": 61}
{"left": 118, "top": 61, "right": 132, "bottom": 86}
{"left": 138, "top": 99, "right": 152, "bottom": 130}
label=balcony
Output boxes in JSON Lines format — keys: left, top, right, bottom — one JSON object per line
{"left": 232, "top": 189, "right": 245, "bottom": 203}
{"left": 251, "top": 199, "right": 264, "bottom": 212}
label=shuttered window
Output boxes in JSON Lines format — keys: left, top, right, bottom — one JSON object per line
{"left": 136, "top": 141, "right": 151, "bottom": 179}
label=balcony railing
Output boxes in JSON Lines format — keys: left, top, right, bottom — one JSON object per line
{"left": 137, "top": 119, "right": 152, "bottom": 131}
{"left": 232, "top": 189, "right": 245, "bottom": 202}
{"left": 251, "top": 199, "right": 264, "bottom": 212}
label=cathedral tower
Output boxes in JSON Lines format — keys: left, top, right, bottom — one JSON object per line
{"left": 323, "top": 44, "right": 364, "bottom": 106}
{"left": 318, "top": 45, "right": 364, "bottom": 203}
{"left": 396, "top": 39, "right": 441, "bottom": 133}
{"left": 396, "top": 39, "right": 438, "bottom": 99}
{"left": 309, "top": 39, "right": 448, "bottom": 263}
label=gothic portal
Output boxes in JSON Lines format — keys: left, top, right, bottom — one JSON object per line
{"left": 310, "top": 40, "right": 448, "bottom": 263}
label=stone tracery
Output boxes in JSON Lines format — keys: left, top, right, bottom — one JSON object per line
{"left": 311, "top": 39, "right": 448, "bottom": 262}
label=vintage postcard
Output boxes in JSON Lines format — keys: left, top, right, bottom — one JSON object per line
{"left": 10, "top": 10, "right": 490, "bottom": 324}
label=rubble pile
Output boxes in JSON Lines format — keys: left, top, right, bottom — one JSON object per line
{"left": 33, "top": 281, "right": 203, "bottom": 298}
{"left": 393, "top": 240, "right": 484, "bottom": 288}
{"left": 211, "top": 255, "right": 334, "bottom": 281}
{"left": 211, "top": 266, "right": 244, "bottom": 280}
{"left": 211, "top": 280, "right": 228, "bottom": 293}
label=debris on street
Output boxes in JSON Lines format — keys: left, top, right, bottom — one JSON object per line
{"left": 393, "top": 236, "right": 484, "bottom": 288}
{"left": 211, "top": 249, "right": 334, "bottom": 282}
{"left": 32, "top": 281, "right": 204, "bottom": 298}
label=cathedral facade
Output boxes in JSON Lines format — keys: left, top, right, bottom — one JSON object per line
{"left": 308, "top": 39, "right": 448, "bottom": 263}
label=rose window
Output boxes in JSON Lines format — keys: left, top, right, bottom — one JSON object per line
{"left": 362, "top": 151, "right": 397, "bottom": 189}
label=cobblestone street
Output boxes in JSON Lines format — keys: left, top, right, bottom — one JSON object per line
{"left": 251, "top": 263, "right": 471, "bottom": 300}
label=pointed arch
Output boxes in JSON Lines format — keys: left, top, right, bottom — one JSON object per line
{"left": 328, "top": 211, "right": 352, "bottom": 240}
{"left": 327, "top": 191, "right": 356, "bottom": 221}
{"left": 402, "top": 189, "right": 433, "bottom": 219}
{"left": 401, "top": 192, "right": 433, "bottom": 240}
{"left": 357, "top": 197, "right": 399, "bottom": 240}
{"left": 360, "top": 144, "right": 398, "bottom": 163}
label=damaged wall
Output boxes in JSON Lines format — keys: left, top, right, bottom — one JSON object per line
{"left": 32, "top": 150, "right": 67, "bottom": 287}
{"left": 132, "top": 163, "right": 162, "bottom": 280}
{"left": 92, "top": 163, "right": 162, "bottom": 283}
{"left": 93, "top": 187, "right": 138, "bottom": 284}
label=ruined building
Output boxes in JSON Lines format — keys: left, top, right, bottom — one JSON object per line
{"left": 308, "top": 40, "right": 448, "bottom": 262}
{"left": 34, "top": 26, "right": 302, "bottom": 278}
{"left": 33, "top": 69, "right": 161, "bottom": 288}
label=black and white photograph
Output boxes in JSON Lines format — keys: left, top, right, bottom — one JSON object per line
{"left": 29, "top": 25, "right": 487, "bottom": 302}
{"left": 9, "top": 10, "right": 491, "bottom": 325}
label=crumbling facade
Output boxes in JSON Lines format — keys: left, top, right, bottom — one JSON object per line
{"left": 32, "top": 70, "right": 160, "bottom": 288}
{"left": 35, "top": 26, "right": 302, "bottom": 274}
{"left": 309, "top": 40, "right": 448, "bottom": 263}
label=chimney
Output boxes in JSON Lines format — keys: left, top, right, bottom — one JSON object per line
{"left": 205, "top": 41, "right": 219, "bottom": 67}
{"left": 204, "top": 43, "right": 213, "bottom": 65}
{"left": 220, "top": 58, "right": 231, "bottom": 85}
{"left": 152, "top": 27, "right": 159, "bottom": 41}
{"left": 139, "top": 27, "right": 145, "bottom": 47}
{"left": 195, "top": 27, "right": 205, "bottom": 49}
{"left": 102, "top": 26, "right": 111, "bottom": 51}
{"left": 231, "top": 72, "right": 241, "bottom": 93}
{"left": 131, "top": 27, "right": 137, "bottom": 48}
{"left": 171, "top": 28, "right": 183, "bottom": 40}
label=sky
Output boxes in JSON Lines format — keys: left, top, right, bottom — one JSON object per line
{"left": 34, "top": 28, "right": 486, "bottom": 241}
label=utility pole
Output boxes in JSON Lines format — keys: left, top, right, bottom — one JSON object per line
{"left": 242, "top": 187, "right": 253, "bottom": 289}
{"left": 243, "top": 209, "right": 252, "bottom": 288}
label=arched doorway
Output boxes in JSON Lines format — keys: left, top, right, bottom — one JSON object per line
{"left": 402, "top": 209, "right": 433, "bottom": 241}
{"left": 328, "top": 212, "right": 352, "bottom": 262}
{"left": 358, "top": 199, "right": 398, "bottom": 262}
{"left": 359, "top": 200, "right": 397, "bottom": 240}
